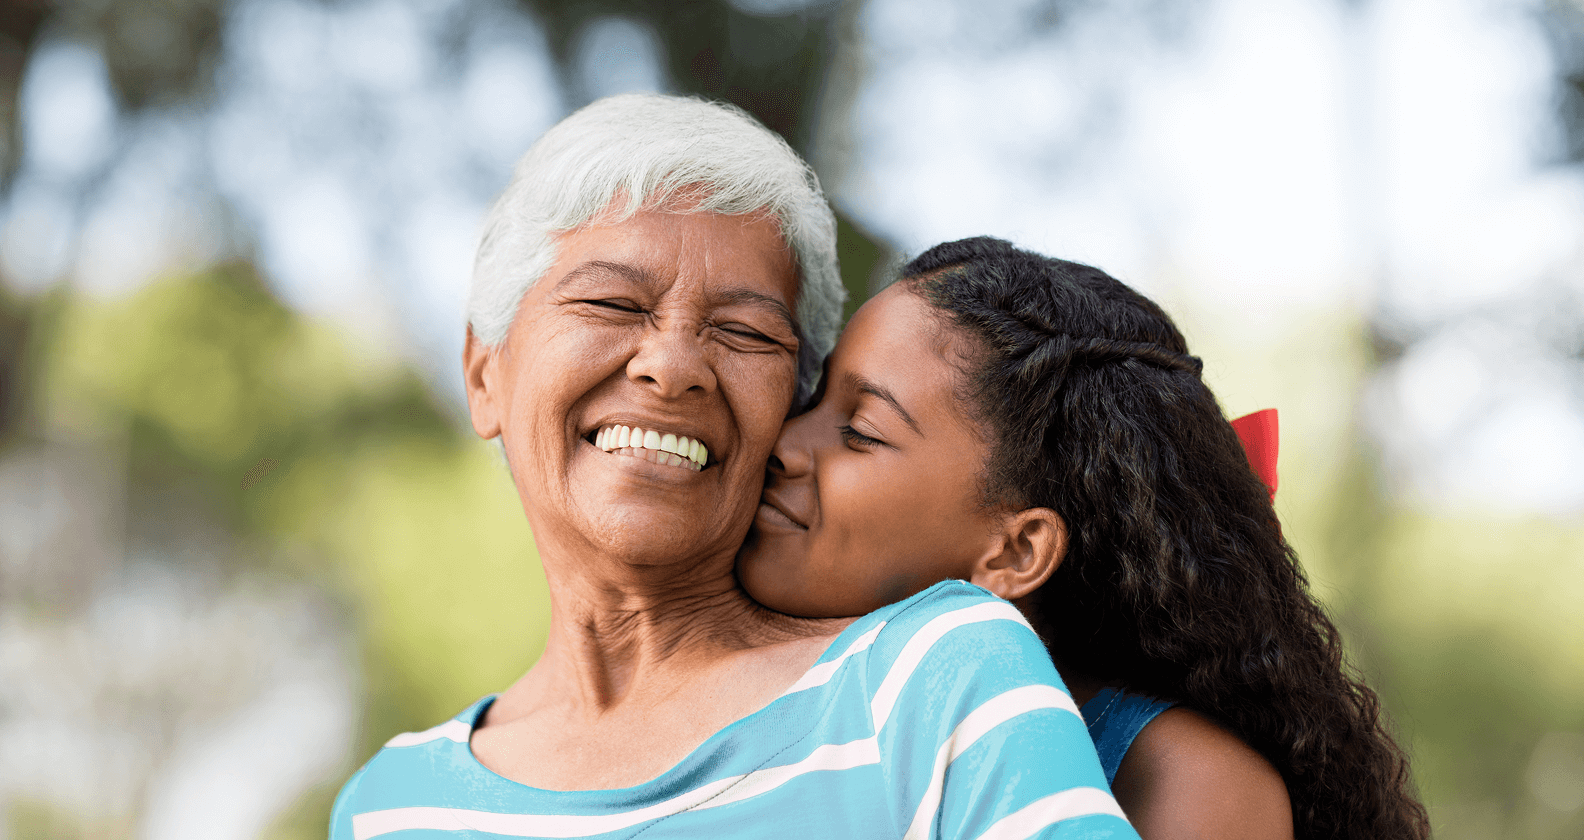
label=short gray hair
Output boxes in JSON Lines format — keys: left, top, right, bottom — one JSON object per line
{"left": 468, "top": 93, "right": 843, "bottom": 403}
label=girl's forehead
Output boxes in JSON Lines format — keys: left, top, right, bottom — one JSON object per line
{"left": 840, "top": 285, "right": 968, "bottom": 373}
{"left": 832, "top": 286, "right": 982, "bottom": 434}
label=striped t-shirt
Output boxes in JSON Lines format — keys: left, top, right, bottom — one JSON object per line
{"left": 330, "top": 581, "right": 1136, "bottom": 839}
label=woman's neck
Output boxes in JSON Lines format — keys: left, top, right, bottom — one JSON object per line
{"left": 504, "top": 546, "right": 847, "bottom": 716}
{"left": 472, "top": 545, "right": 853, "bottom": 792}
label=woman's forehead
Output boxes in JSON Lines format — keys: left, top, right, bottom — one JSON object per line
{"left": 549, "top": 209, "right": 797, "bottom": 301}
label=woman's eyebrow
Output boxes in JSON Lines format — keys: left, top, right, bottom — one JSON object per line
{"left": 847, "top": 374, "right": 921, "bottom": 435}
{"left": 553, "top": 260, "right": 658, "bottom": 292}
{"left": 713, "top": 287, "right": 797, "bottom": 336}
{"left": 552, "top": 265, "right": 796, "bottom": 336}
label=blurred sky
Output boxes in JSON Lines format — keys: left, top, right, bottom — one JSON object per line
{"left": 5, "top": 0, "right": 1581, "bottom": 518}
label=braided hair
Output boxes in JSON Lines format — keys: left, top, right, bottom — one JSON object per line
{"left": 900, "top": 237, "right": 1428, "bottom": 840}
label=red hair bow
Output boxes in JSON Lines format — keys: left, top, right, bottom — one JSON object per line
{"left": 1230, "top": 409, "right": 1278, "bottom": 502}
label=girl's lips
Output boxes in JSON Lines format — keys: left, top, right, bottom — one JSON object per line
{"left": 757, "top": 492, "right": 808, "bottom": 530}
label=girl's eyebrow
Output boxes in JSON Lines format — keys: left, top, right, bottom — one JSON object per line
{"left": 847, "top": 374, "right": 921, "bottom": 435}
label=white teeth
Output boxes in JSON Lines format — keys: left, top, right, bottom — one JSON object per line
{"left": 592, "top": 424, "right": 707, "bottom": 470}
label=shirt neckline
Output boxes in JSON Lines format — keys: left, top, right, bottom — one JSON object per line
{"left": 455, "top": 601, "right": 891, "bottom": 804}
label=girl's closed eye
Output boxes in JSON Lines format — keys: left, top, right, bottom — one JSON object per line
{"left": 838, "top": 424, "right": 882, "bottom": 448}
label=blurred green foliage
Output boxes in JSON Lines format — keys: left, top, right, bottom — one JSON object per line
{"left": 1186, "top": 302, "right": 1584, "bottom": 840}
{"left": 4, "top": 0, "right": 1583, "bottom": 836}
{"left": 13, "top": 266, "right": 553, "bottom": 837}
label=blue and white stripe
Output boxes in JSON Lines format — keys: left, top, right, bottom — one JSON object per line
{"left": 333, "top": 581, "right": 1137, "bottom": 840}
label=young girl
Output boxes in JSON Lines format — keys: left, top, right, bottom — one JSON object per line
{"left": 738, "top": 236, "right": 1429, "bottom": 840}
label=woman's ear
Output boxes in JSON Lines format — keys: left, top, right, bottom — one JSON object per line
{"left": 463, "top": 326, "right": 504, "bottom": 440}
{"left": 969, "top": 508, "right": 1067, "bottom": 602}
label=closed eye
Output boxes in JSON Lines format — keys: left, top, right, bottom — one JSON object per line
{"left": 708, "top": 320, "right": 791, "bottom": 353}
{"left": 584, "top": 299, "right": 643, "bottom": 313}
{"left": 838, "top": 424, "right": 883, "bottom": 448}
{"left": 718, "top": 324, "right": 772, "bottom": 342}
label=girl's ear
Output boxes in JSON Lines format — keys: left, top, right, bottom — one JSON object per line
{"left": 969, "top": 508, "right": 1067, "bottom": 602}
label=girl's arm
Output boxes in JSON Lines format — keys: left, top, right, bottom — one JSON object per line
{"left": 1112, "top": 708, "right": 1293, "bottom": 840}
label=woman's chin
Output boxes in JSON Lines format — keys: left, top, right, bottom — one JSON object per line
{"left": 569, "top": 502, "right": 741, "bottom": 570}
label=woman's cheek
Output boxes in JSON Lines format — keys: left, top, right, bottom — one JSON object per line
{"left": 721, "top": 351, "right": 798, "bottom": 436}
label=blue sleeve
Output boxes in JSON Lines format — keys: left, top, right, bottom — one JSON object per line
{"left": 329, "top": 764, "right": 368, "bottom": 840}
{"left": 868, "top": 584, "right": 1139, "bottom": 839}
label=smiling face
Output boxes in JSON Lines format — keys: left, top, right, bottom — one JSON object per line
{"left": 738, "top": 282, "right": 1024, "bottom": 618}
{"left": 464, "top": 207, "right": 801, "bottom": 574}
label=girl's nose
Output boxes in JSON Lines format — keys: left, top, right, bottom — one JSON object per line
{"left": 768, "top": 408, "right": 826, "bottom": 479}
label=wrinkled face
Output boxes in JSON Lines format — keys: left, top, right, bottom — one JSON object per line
{"left": 466, "top": 208, "right": 802, "bottom": 571}
{"left": 737, "top": 283, "right": 1002, "bottom": 618}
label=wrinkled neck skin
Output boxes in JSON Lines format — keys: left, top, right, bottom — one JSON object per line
{"left": 508, "top": 521, "right": 848, "bottom": 719}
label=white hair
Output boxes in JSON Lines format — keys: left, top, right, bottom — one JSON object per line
{"left": 468, "top": 93, "right": 843, "bottom": 403}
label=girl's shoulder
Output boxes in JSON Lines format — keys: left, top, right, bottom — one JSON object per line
{"left": 1116, "top": 707, "right": 1293, "bottom": 840}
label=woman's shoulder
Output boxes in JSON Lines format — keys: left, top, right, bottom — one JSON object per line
{"left": 330, "top": 698, "right": 498, "bottom": 838}
{"left": 340, "top": 699, "right": 495, "bottom": 794}
{"left": 855, "top": 580, "right": 1061, "bottom": 698}
{"left": 850, "top": 583, "right": 1130, "bottom": 837}
{"left": 859, "top": 581, "right": 1038, "bottom": 661}
{"left": 1115, "top": 707, "right": 1294, "bottom": 840}
{"left": 869, "top": 579, "right": 1024, "bottom": 628}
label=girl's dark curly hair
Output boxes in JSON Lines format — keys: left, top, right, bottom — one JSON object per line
{"left": 900, "top": 236, "right": 1428, "bottom": 840}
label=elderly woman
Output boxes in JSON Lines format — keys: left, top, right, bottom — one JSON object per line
{"left": 329, "top": 95, "right": 1136, "bottom": 840}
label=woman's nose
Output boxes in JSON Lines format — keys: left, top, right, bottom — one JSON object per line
{"left": 626, "top": 320, "right": 717, "bottom": 398}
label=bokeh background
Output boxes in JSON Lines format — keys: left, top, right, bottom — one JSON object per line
{"left": 1, "top": 0, "right": 1582, "bottom": 837}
